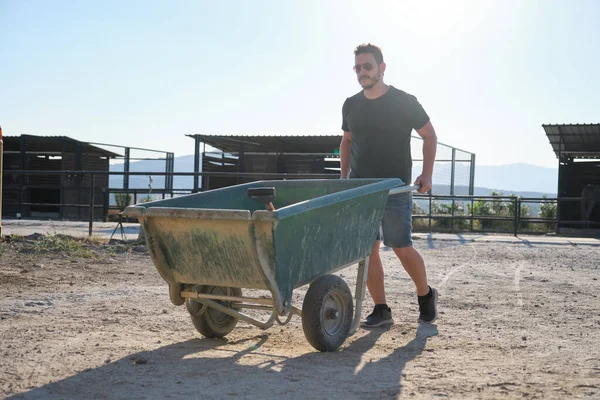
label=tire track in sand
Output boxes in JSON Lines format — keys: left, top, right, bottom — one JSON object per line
{"left": 438, "top": 243, "right": 478, "bottom": 289}
{"left": 506, "top": 244, "right": 528, "bottom": 309}
{"left": 513, "top": 260, "right": 524, "bottom": 307}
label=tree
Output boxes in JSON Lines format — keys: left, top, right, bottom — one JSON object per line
{"left": 507, "top": 194, "right": 531, "bottom": 230}
{"left": 114, "top": 193, "right": 131, "bottom": 212}
{"left": 468, "top": 198, "right": 492, "bottom": 230}
{"left": 412, "top": 201, "right": 425, "bottom": 215}
{"left": 431, "top": 200, "right": 468, "bottom": 230}
{"left": 539, "top": 195, "right": 557, "bottom": 230}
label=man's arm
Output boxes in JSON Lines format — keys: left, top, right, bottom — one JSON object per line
{"left": 414, "top": 121, "right": 437, "bottom": 193}
{"left": 340, "top": 131, "right": 352, "bottom": 179}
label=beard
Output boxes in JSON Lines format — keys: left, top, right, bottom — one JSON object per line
{"left": 358, "top": 73, "right": 380, "bottom": 89}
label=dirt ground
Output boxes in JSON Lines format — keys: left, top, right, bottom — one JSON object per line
{"left": 0, "top": 235, "right": 599, "bottom": 399}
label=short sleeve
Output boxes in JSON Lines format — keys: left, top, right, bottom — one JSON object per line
{"left": 410, "top": 96, "right": 430, "bottom": 131}
{"left": 341, "top": 98, "right": 350, "bottom": 132}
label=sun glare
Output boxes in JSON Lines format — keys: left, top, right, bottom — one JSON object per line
{"left": 378, "top": 0, "right": 492, "bottom": 37}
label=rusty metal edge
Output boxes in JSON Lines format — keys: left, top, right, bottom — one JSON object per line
{"left": 144, "top": 207, "right": 251, "bottom": 220}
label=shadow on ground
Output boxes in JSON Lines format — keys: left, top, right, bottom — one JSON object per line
{"left": 8, "top": 325, "right": 438, "bottom": 400}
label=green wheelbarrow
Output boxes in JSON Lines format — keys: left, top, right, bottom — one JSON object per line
{"left": 124, "top": 178, "right": 418, "bottom": 352}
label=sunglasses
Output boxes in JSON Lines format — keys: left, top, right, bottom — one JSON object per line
{"left": 353, "top": 62, "right": 375, "bottom": 73}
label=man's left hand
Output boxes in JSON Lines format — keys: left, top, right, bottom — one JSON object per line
{"left": 414, "top": 174, "right": 432, "bottom": 194}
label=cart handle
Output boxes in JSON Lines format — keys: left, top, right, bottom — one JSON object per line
{"left": 388, "top": 183, "right": 422, "bottom": 196}
{"left": 248, "top": 187, "right": 276, "bottom": 211}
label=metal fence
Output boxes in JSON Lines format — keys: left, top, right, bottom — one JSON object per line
{"left": 412, "top": 194, "right": 563, "bottom": 235}
{"left": 8, "top": 170, "right": 597, "bottom": 239}
{"left": 194, "top": 135, "right": 476, "bottom": 195}
{"left": 410, "top": 137, "right": 475, "bottom": 196}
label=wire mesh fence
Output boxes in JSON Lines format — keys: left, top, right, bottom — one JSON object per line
{"left": 411, "top": 137, "right": 474, "bottom": 196}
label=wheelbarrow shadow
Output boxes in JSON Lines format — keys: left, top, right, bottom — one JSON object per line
{"left": 6, "top": 335, "right": 274, "bottom": 400}
{"left": 8, "top": 325, "right": 437, "bottom": 400}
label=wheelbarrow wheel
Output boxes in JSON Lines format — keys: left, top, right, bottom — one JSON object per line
{"left": 187, "top": 285, "right": 242, "bottom": 338}
{"left": 302, "top": 274, "right": 353, "bottom": 352}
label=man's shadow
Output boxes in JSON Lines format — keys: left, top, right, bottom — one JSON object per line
{"left": 8, "top": 324, "right": 437, "bottom": 400}
{"left": 358, "top": 324, "right": 439, "bottom": 398}
{"left": 277, "top": 323, "right": 439, "bottom": 399}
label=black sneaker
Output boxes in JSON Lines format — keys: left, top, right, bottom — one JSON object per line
{"left": 418, "top": 287, "right": 438, "bottom": 324}
{"left": 361, "top": 304, "right": 393, "bottom": 328}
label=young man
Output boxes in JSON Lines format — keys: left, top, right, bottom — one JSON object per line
{"left": 340, "top": 43, "right": 438, "bottom": 327}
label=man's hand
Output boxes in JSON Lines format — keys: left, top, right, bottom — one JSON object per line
{"left": 415, "top": 121, "right": 437, "bottom": 194}
{"left": 414, "top": 174, "right": 432, "bottom": 193}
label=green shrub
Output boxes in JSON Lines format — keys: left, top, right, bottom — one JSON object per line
{"left": 431, "top": 200, "right": 469, "bottom": 230}
{"left": 115, "top": 193, "right": 132, "bottom": 211}
{"left": 539, "top": 195, "right": 557, "bottom": 230}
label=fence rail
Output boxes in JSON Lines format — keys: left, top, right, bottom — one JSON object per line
{"left": 2, "top": 170, "right": 597, "bottom": 238}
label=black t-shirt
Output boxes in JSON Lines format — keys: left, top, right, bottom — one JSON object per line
{"left": 341, "top": 86, "right": 430, "bottom": 184}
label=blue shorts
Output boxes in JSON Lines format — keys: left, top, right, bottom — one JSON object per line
{"left": 376, "top": 192, "right": 413, "bottom": 248}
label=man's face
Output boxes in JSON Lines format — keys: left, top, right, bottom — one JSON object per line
{"left": 354, "top": 53, "right": 385, "bottom": 89}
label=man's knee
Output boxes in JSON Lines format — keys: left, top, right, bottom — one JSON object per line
{"left": 393, "top": 244, "right": 415, "bottom": 260}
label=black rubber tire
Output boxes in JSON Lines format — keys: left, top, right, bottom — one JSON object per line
{"left": 187, "top": 285, "right": 242, "bottom": 338}
{"left": 302, "top": 275, "right": 353, "bottom": 352}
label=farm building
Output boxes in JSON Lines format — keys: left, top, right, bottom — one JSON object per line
{"left": 1, "top": 135, "right": 119, "bottom": 220}
{"left": 543, "top": 123, "right": 600, "bottom": 234}
{"left": 186, "top": 134, "right": 342, "bottom": 191}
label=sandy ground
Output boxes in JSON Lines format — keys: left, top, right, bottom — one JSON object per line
{"left": 1, "top": 219, "right": 141, "bottom": 241}
{"left": 0, "top": 236, "right": 599, "bottom": 399}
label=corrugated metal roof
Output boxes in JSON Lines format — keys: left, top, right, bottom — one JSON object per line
{"left": 187, "top": 134, "right": 343, "bottom": 154}
{"left": 542, "top": 124, "right": 600, "bottom": 159}
{"left": 3, "top": 135, "right": 121, "bottom": 157}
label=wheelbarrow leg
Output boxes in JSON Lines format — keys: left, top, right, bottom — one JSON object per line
{"left": 193, "top": 297, "right": 277, "bottom": 330}
{"left": 349, "top": 255, "right": 370, "bottom": 335}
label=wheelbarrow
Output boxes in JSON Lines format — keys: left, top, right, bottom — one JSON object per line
{"left": 124, "top": 178, "right": 418, "bottom": 351}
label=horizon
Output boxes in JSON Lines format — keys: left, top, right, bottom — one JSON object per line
{"left": 110, "top": 151, "right": 561, "bottom": 169}
{"left": 110, "top": 152, "right": 561, "bottom": 194}
{"left": 2, "top": 0, "right": 599, "bottom": 169}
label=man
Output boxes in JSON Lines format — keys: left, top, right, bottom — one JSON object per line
{"left": 340, "top": 43, "right": 438, "bottom": 327}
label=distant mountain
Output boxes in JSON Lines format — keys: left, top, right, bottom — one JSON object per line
{"left": 412, "top": 161, "right": 557, "bottom": 196}
{"left": 473, "top": 163, "right": 557, "bottom": 195}
{"left": 108, "top": 156, "right": 558, "bottom": 197}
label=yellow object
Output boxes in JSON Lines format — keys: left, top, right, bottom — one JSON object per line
{"left": 0, "top": 125, "right": 3, "bottom": 236}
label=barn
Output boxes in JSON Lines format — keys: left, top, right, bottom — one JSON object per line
{"left": 2, "top": 135, "right": 119, "bottom": 220}
{"left": 186, "top": 134, "right": 342, "bottom": 191}
{"left": 543, "top": 123, "right": 600, "bottom": 234}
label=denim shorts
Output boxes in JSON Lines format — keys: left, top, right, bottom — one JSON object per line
{"left": 376, "top": 192, "right": 413, "bottom": 248}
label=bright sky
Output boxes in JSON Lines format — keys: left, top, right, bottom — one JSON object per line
{"left": 2, "top": 0, "right": 599, "bottom": 168}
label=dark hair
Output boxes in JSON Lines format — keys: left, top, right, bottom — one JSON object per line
{"left": 354, "top": 43, "right": 384, "bottom": 65}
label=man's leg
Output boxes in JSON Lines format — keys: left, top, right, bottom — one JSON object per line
{"left": 393, "top": 245, "right": 429, "bottom": 296}
{"left": 361, "top": 237, "right": 393, "bottom": 328}
{"left": 392, "top": 245, "right": 438, "bottom": 323}
{"left": 382, "top": 192, "right": 438, "bottom": 324}
{"left": 366, "top": 240, "right": 386, "bottom": 304}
